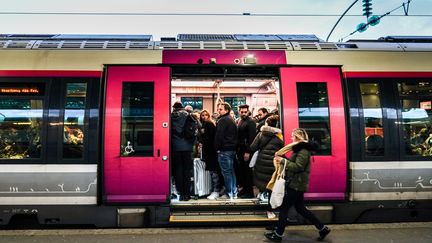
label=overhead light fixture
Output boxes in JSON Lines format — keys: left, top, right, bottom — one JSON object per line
{"left": 243, "top": 55, "right": 256, "bottom": 64}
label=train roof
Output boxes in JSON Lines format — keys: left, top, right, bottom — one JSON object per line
{"left": 0, "top": 34, "right": 431, "bottom": 51}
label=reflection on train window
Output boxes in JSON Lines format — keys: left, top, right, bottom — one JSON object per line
{"left": 181, "top": 97, "right": 203, "bottom": 110}
{"left": 399, "top": 81, "right": 432, "bottom": 157}
{"left": 296, "top": 83, "right": 331, "bottom": 155}
{"left": 224, "top": 97, "right": 246, "bottom": 117}
{"left": 121, "top": 82, "right": 154, "bottom": 157}
{"left": 63, "top": 83, "right": 87, "bottom": 159}
{"left": 0, "top": 99, "right": 43, "bottom": 159}
{"left": 360, "top": 83, "right": 384, "bottom": 156}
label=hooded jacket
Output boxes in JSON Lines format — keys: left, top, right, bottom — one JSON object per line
{"left": 283, "top": 142, "right": 314, "bottom": 192}
{"left": 171, "top": 108, "right": 194, "bottom": 152}
{"left": 250, "top": 125, "right": 284, "bottom": 192}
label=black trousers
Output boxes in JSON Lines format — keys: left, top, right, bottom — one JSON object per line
{"left": 275, "top": 187, "right": 324, "bottom": 235}
{"left": 172, "top": 151, "right": 193, "bottom": 197}
{"left": 235, "top": 147, "right": 253, "bottom": 194}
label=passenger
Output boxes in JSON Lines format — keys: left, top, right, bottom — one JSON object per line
{"left": 199, "top": 109, "right": 223, "bottom": 200}
{"left": 214, "top": 102, "right": 238, "bottom": 200}
{"left": 212, "top": 112, "right": 219, "bottom": 121}
{"left": 1, "top": 126, "right": 25, "bottom": 159}
{"left": 248, "top": 115, "right": 283, "bottom": 218}
{"left": 64, "top": 126, "right": 84, "bottom": 145}
{"left": 229, "top": 109, "right": 236, "bottom": 122}
{"left": 256, "top": 107, "right": 270, "bottom": 132}
{"left": 235, "top": 104, "right": 256, "bottom": 199}
{"left": 191, "top": 110, "right": 202, "bottom": 159}
{"left": 265, "top": 128, "right": 330, "bottom": 242}
{"left": 171, "top": 101, "right": 194, "bottom": 201}
{"left": 184, "top": 105, "right": 193, "bottom": 113}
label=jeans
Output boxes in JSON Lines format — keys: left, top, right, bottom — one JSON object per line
{"left": 275, "top": 187, "right": 324, "bottom": 236}
{"left": 217, "top": 150, "right": 237, "bottom": 196}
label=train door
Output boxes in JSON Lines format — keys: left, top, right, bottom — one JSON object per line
{"left": 280, "top": 67, "right": 346, "bottom": 200}
{"left": 103, "top": 66, "right": 170, "bottom": 203}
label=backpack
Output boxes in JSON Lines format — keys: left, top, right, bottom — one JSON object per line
{"left": 183, "top": 114, "right": 198, "bottom": 141}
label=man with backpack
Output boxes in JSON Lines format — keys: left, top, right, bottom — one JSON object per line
{"left": 171, "top": 101, "right": 197, "bottom": 201}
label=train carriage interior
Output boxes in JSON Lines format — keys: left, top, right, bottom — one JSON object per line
{"left": 169, "top": 66, "right": 281, "bottom": 206}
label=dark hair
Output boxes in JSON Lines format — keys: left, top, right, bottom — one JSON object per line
{"left": 238, "top": 104, "right": 249, "bottom": 110}
{"left": 266, "top": 115, "right": 279, "bottom": 127}
{"left": 218, "top": 102, "right": 231, "bottom": 112}
{"left": 172, "top": 101, "right": 183, "bottom": 109}
{"left": 258, "top": 107, "right": 268, "bottom": 114}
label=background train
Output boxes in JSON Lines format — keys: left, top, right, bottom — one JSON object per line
{"left": 0, "top": 34, "right": 431, "bottom": 227}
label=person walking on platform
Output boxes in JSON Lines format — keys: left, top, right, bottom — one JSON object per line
{"left": 171, "top": 101, "right": 195, "bottom": 201}
{"left": 248, "top": 115, "right": 283, "bottom": 218}
{"left": 214, "top": 102, "right": 238, "bottom": 200}
{"left": 236, "top": 104, "right": 256, "bottom": 198}
{"left": 265, "top": 128, "right": 330, "bottom": 242}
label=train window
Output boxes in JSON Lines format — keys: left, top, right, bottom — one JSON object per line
{"left": 296, "top": 83, "right": 331, "bottom": 155}
{"left": 63, "top": 83, "right": 87, "bottom": 159}
{"left": 224, "top": 97, "right": 246, "bottom": 117}
{"left": 0, "top": 99, "right": 43, "bottom": 159}
{"left": 398, "top": 81, "right": 432, "bottom": 157}
{"left": 181, "top": 97, "right": 203, "bottom": 110}
{"left": 360, "top": 83, "right": 384, "bottom": 156}
{"left": 120, "top": 82, "right": 154, "bottom": 157}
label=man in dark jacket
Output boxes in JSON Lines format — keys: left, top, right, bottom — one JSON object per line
{"left": 215, "top": 102, "right": 238, "bottom": 199}
{"left": 256, "top": 107, "right": 270, "bottom": 132}
{"left": 171, "top": 101, "right": 194, "bottom": 201}
{"left": 236, "top": 104, "right": 256, "bottom": 198}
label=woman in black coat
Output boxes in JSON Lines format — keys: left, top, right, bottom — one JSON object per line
{"left": 249, "top": 115, "right": 284, "bottom": 218}
{"left": 200, "top": 110, "right": 223, "bottom": 199}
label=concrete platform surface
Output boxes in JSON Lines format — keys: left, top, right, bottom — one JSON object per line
{"left": 0, "top": 222, "right": 431, "bottom": 243}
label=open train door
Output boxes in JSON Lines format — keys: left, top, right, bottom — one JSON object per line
{"left": 103, "top": 66, "right": 170, "bottom": 203}
{"left": 280, "top": 67, "right": 346, "bottom": 200}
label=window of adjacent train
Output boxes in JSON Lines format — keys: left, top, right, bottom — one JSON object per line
{"left": 181, "top": 97, "right": 203, "bottom": 110}
{"left": 360, "top": 83, "right": 384, "bottom": 156}
{"left": 398, "top": 81, "right": 432, "bottom": 157}
{"left": 121, "top": 82, "right": 154, "bottom": 157}
{"left": 63, "top": 83, "right": 87, "bottom": 159}
{"left": 296, "top": 83, "right": 331, "bottom": 155}
{"left": 0, "top": 83, "right": 44, "bottom": 159}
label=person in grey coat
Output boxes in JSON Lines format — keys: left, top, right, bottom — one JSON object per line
{"left": 171, "top": 101, "right": 194, "bottom": 201}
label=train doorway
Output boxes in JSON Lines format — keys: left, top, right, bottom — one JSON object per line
{"left": 170, "top": 66, "right": 281, "bottom": 207}
{"left": 103, "top": 66, "right": 170, "bottom": 203}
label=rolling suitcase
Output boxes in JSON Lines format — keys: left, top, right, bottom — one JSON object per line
{"left": 193, "top": 157, "right": 212, "bottom": 197}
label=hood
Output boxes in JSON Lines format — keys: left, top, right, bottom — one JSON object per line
{"left": 292, "top": 141, "right": 314, "bottom": 153}
{"left": 260, "top": 125, "right": 282, "bottom": 134}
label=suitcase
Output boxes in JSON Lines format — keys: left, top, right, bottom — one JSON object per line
{"left": 193, "top": 158, "right": 212, "bottom": 197}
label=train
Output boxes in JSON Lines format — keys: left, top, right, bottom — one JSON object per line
{"left": 0, "top": 34, "right": 431, "bottom": 227}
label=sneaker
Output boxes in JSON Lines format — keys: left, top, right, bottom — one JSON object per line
{"left": 267, "top": 211, "right": 276, "bottom": 219}
{"left": 207, "top": 192, "right": 220, "bottom": 200}
{"left": 264, "top": 231, "right": 282, "bottom": 242}
{"left": 317, "top": 226, "right": 331, "bottom": 241}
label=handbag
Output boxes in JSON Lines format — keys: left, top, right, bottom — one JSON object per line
{"left": 249, "top": 136, "right": 273, "bottom": 168}
{"left": 270, "top": 160, "right": 287, "bottom": 209}
{"left": 249, "top": 150, "right": 259, "bottom": 168}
